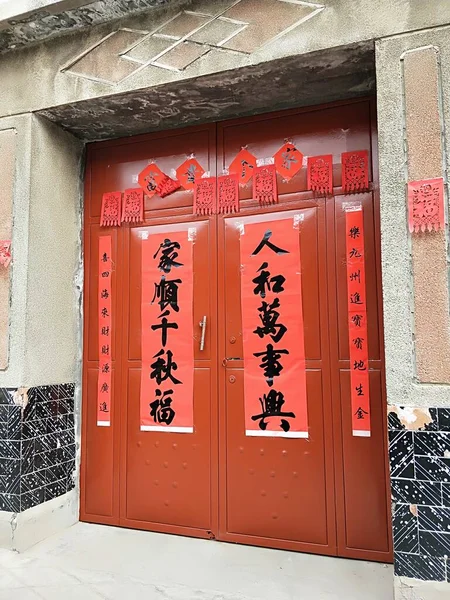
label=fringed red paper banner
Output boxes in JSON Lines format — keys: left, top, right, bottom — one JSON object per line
{"left": 408, "top": 177, "right": 445, "bottom": 233}
{"left": 0, "top": 241, "right": 12, "bottom": 268}
{"left": 138, "top": 163, "right": 165, "bottom": 198}
{"left": 307, "top": 154, "right": 333, "bottom": 194}
{"left": 98, "top": 235, "right": 112, "bottom": 427}
{"left": 229, "top": 148, "right": 257, "bottom": 185}
{"left": 100, "top": 192, "right": 121, "bottom": 227}
{"left": 239, "top": 218, "right": 308, "bottom": 438}
{"left": 218, "top": 174, "right": 239, "bottom": 214}
{"left": 253, "top": 164, "right": 278, "bottom": 206}
{"left": 194, "top": 177, "right": 216, "bottom": 215}
{"left": 345, "top": 206, "right": 371, "bottom": 438}
{"left": 122, "top": 188, "right": 144, "bottom": 223}
{"left": 157, "top": 175, "right": 181, "bottom": 197}
{"left": 273, "top": 142, "right": 303, "bottom": 180}
{"left": 176, "top": 158, "right": 205, "bottom": 190}
{"left": 341, "top": 150, "right": 369, "bottom": 193}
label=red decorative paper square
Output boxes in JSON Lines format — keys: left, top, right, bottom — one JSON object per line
{"left": 229, "top": 149, "right": 257, "bottom": 185}
{"left": 253, "top": 164, "right": 278, "bottom": 206}
{"left": 0, "top": 241, "right": 11, "bottom": 268}
{"left": 341, "top": 150, "right": 369, "bottom": 193}
{"left": 218, "top": 174, "right": 239, "bottom": 214}
{"left": 122, "top": 188, "right": 144, "bottom": 223}
{"left": 273, "top": 142, "right": 303, "bottom": 181}
{"left": 138, "top": 163, "right": 165, "bottom": 198}
{"left": 408, "top": 177, "right": 445, "bottom": 233}
{"left": 307, "top": 154, "right": 333, "bottom": 194}
{"left": 194, "top": 177, "right": 216, "bottom": 215}
{"left": 176, "top": 158, "right": 205, "bottom": 190}
{"left": 100, "top": 192, "right": 122, "bottom": 227}
{"left": 157, "top": 175, "right": 180, "bottom": 197}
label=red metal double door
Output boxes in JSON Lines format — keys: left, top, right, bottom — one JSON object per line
{"left": 81, "top": 99, "right": 392, "bottom": 562}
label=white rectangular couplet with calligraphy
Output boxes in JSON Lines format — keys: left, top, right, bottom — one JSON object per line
{"left": 140, "top": 230, "right": 194, "bottom": 433}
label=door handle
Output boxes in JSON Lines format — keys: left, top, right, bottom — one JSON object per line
{"left": 199, "top": 316, "right": 207, "bottom": 351}
{"left": 222, "top": 357, "right": 242, "bottom": 367}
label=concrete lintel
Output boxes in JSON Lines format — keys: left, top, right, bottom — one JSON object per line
{"left": 38, "top": 41, "right": 375, "bottom": 141}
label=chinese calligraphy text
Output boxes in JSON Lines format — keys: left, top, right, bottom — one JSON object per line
{"left": 97, "top": 236, "right": 112, "bottom": 426}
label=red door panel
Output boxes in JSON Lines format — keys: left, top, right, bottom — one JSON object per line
{"left": 120, "top": 221, "right": 215, "bottom": 533}
{"left": 81, "top": 100, "right": 392, "bottom": 562}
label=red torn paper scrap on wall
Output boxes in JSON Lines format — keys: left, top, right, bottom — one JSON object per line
{"left": 253, "top": 164, "right": 278, "bottom": 205}
{"left": 239, "top": 218, "right": 308, "bottom": 438}
{"left": 122, "top": 188, "right": 144, "bottom": 223}
{"left": 100, "top": 192, "right": 122, "bottom": 227}
{"left": 307, "top": 154, "right": 333, "bottom": 194}
{"left": 218, "top": 174, "right": 239, "bottom": 214}
{"left": 273, "top": 142, "right": 303, "bottom": 181}
{"left": 345, "top": 206, "right": 371, "bottom": 438}
{"left": 408, "top": 177, "right": 445, "bottom": 233}
{"left": 0, "top": 241, "right": 12, "bottom": 267}
{"left": 229, "top": 148, "right": 257, "bottom": 185}
{"left": 98, "top": 235, "right": 112, "bottom": 427}
{"left": 140, "top": 230, "right": 194, "bottom": 433}
{"left": 341, "top": 151, "right": 369, "bottom": 193}
{"left": 176, "top": 158, "right": 205, "bottom": 190}
{"left": 194, "top": 177, "right": 216, "bottom": 215}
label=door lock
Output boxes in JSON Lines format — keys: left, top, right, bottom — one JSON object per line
{"left": 222, "top": 357, "right": 242, "bottom": 367}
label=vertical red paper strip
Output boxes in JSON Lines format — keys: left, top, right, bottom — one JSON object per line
{"left": 140, "top": 230, "right": 194, "bottom": 432}
{"left": 253, "top": 164, "right": 278, "bottom": 205}
{"left": 408, "top": 177, "right": 445, "bottom": 233}
{"left": 240, "top": 219, "right": 308, "bottom": 438}
{"left": 345, "top": 207, "right": 371, "bottom": 437}
{"left": 98, "top": 235, "right": 112, "bottom": 427}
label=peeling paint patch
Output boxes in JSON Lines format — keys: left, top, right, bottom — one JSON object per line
{"left": 13, "top": 387, "right": 28, "bottom": 411}
{"left": 388, "top": 405, "right": 433, "bottom": 431}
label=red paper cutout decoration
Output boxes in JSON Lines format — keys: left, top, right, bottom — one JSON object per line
{"left": 194, "top": 177, "right": 216, "bottom": 215}
{"left": 218, "top": 174, "right": 240, "bottom": 214}
{"left": 157, "top": 175, "right": 181, "bottom": 197}
{"left": 229, "top": 148, "right": 257, "bottom": 185}
{"left": 100, "top": 192, "right": 122, "bottom": 227}
{"left": 176, "top": 158, "right": 205, "bottom": 190}
{"left": 121, "top": 188, "right": 144, "bottom": 224}
{"left": 253, "top": 164, "right": 278, "bottom": 206}
{"left": 307, "top": 154, "right": 333, "bottom": 194}
{"left": 408, "top": 177, "right": 445, "bottom": 233}
{"left": 273, "top": 142, "right": 303, "bottom": 181}
{"left": 341, "top": 151, "right": 369, "bottom": 193}
{"left": 138, "top": 163, "right": 181, "bottom": 198}
{"left": 138, "top": 163, "right": 165, "bottom": 198}
{"left": 0, "top": 241, "right": 11, "bottom": 268}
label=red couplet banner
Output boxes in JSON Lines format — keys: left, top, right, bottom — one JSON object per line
{"left": 97, "top": 235, "right": 112, "bottom": 427}
{"left": 345, "top": 207, "right": 371, "bottom": 437}
{"left": 240, "top": 218, "right": 308, "bottom": 438}
{"left": 140, "top": 230, "right": 194, "bottom": 433}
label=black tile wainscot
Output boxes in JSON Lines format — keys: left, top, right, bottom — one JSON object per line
{"left": 0, "top": 385, "right": 76, "bottom": 513}
{"left": 389, "top": 407, "right": 450, "bottom": 583}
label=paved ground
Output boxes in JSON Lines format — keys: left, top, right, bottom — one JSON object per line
{"left": 0, "top": 523, "right": 393, "bottom": 599}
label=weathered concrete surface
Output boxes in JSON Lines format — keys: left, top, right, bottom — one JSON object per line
{"left": 0, "top": 522, "right": 392, "bottom": 599}
{"left": 40, "top": 41, "right": 375, "bottom": 140}
{"left": 24, "top": 116, "right": 84, "bottom": 386}
{"left": 0, "top": 0, "right": 185, "bottom": 53}
{"left": 376, "top": 24, "right": 450, "bottom": 410}
{"left": 1, "top": 0, "right": 450, "bottom": 121}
